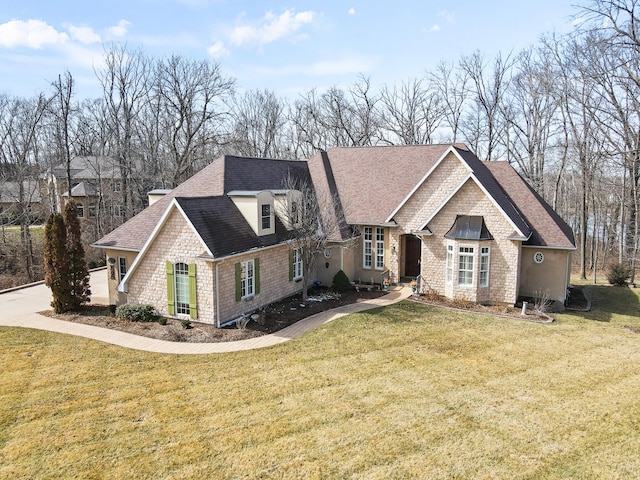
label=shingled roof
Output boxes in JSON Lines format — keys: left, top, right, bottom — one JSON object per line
{"left": 176, "top": 196, "right": 293, "bottom": 258}
{"left": 308, "top": 144, "right": 454, "bottom": 225}
{"left": 93, "top": 155, "right": 308, "bottom": 251}
{"left": 95, "top": 146, "right": 575, "bottom": 254}
{"left": 485, "top": 162, "right": 575, "bottom": 249}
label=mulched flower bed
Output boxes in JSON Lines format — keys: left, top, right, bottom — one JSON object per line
{"left": 40, "top": 288, "right": 386, "bottom": 343}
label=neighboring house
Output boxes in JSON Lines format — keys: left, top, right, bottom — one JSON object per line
{"left": 0, "top": 179, "right": 47, "bottom": 223}
{"left": 93, "top": 145, "right": 575, "bottom": 327}
{"left": 42, "top": 156, "right": 124, "bottom": 221}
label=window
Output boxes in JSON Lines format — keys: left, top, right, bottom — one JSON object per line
{"left": 88, "top": 203, "right": 96, "bottom": 218}
{"left": 458, "top": 246, "right": 474, "bottom": 286}
{"left": 291, "top": 201, "right": 300, "bottom": 225}
{"left": 174, "top": 262, "right": 191, "bottom": 315}
{"left": 76, "top": 203, "right": 84, "bottom": 218}
{"left": 292, "top": 248, "right": 303, "bottom": 280}
{"left": 363, "top": 227, "right": 373, "bottom": 268}
{"left": 118, "top": 257, "right": 127, "bottom": 283}
{"left": 480, "top": 247, "right": 490, "bottom": 287}
{"left": 241, "top": 259, "right": 255, "bottom": 299}
{"left": 446, "top": 244, "right": 454, "bottom": 283}
{"left": 112, "top": 181, "right": 122, "bottom": 192}
{"left": 261, "top": 204, "right": 271, "bottom": 230}
{"left": 110, "top": 204, "right": 123, "bottom": 217}
{"left": 166, "top": 261, "right": 197, "bottom": 319}
{"left": 375, "top": 227, "right": 385, "bottom": 270}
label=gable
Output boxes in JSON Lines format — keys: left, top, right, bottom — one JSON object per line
{"left": 427, "top": 180, "right": 519, "bottom": 241}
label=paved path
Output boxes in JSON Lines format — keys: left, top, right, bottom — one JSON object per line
{"left": 0, "top": 271, "right": 411, "bottom": 354}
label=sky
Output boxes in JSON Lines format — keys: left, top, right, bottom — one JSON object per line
{"left": 0, "top": 0, "right": 583, "bottom": 100}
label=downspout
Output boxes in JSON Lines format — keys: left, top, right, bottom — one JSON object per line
{"left": 215, "top": 262, "right": 221, "bottom": 328}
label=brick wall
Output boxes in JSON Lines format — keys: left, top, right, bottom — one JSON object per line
{"left": 120, "top": 208, "right": 304, "bottom": 325}
{"left": 126, "top": 208, "right": 215, "bottom": 322}
{"left": 392, "top": 153, "right": 521, "bottom": 304}
{"left": 214, "top": 245, "right": 303, "bottom": 325}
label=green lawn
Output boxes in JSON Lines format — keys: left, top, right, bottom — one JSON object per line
{"left": 1, "top": 284, "right": 640, "bottom": 479}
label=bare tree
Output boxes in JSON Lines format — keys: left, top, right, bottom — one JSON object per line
{"left": 378, "top": 78, "right": 444, "bottom": 145}
{"left": 290, "top": 76, "right": 380, "bottom": 153}
{"left": 460, "top": 50, "right": 514, "bottom": 160}
{"left": 281, "top": 173, "right": 355, "bottom": 301}
{"left": 229, "top": 89, "right": 289, "bottom": 158}
{"left": 502, "top": 47, "right": 560, "bottom": 194}
{"left": 50, "top": 71, "right": 75, "bottom": 198}
{"left": 0, "top": 94, "right": 51, "bottom": 281}
{"left": 430, "top": 61, "right": 469, "bottom": 143}
{"left": 96, "top": 44, "right": 152, "bottom": 218}
{"left": 153, "top": 55, "right": 235, "bottom": 185}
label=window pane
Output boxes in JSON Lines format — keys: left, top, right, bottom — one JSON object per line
{"left": 458, "top": 247, "right": 474, "bottom": 286}
{"left": 261, "top": 204, "right": 271, "bottom": 229}
{"left": 242, "top": 260, "right": 255, "bottom": 297}
{"left": 363, "top": 227, "right": 372, "bottom": 268}
{"left": 375, "top": 228, "right": 384, "bottom": 269}
{"left": 175, "top": 262, "right": 190, "bottom": 315}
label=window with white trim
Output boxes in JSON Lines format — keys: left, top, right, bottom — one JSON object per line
{"left": 293, "top": 248, "right": 303, "bottom": 280}
{"left": 363, "top": 227, "right": 373, "bottom": 268}
{"left": 88, "top": 203, "right": 96, "bottom": 218}
{"left": 458, "top": 246, "right": 474, "bottom": 286}
{"left": 480, "top": 247, "right": 490, "bottom": 287}
{"left": 291, "top": 200, "right": 300, "bottom": 225}
{"left": 118, "top": 257, "right": 127, "bottom": 282}
{"left": 76, "top": 203, "right": 84, "bottom": 218}
{"left": 375, "top": 228, "right": 385, "bottom": 270}
{"left": 174, "top": 262, "right": 190, "bottom": 315}
{"left": 241, "top": 259, "right": 255, "bottom": 298}
{"left": 261, "top": 204, "right": 271, "bottom": 230}
{"left": 446, "top": 244, "right": 454, "bottom": 284}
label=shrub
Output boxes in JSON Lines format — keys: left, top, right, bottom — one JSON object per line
{"left": 181, "top": 319, "right": 192, "bottom": 329}
{"left": 332, "top": 269, "right": 352, "bottom": 293}
{"left": 158, "top": 317, "right": 168, "bottom": 326}
{"left": 606, "top": 263, "right": 631, "bottom": 286}
{"left": 108, "top": 304, "right": 117, "bottom": 315}
{"left": 116, "top": 304, "right": 157, "bottom": 322}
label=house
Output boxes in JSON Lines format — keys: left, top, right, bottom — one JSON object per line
{"left": 0, "top": 179, "right": 48, "bottom": 224}
{"left": 92, "top": 145, "right": 575, "bottom": 326}
{"left": 42, "top": 156, "right": 124, "bottom": 221}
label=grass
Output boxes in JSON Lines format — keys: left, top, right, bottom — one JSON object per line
{"left": 1, "top": 284, "right": 640, "bottom": 479}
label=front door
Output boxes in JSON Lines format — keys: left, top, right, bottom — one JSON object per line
{"left": 404, "top": 235, "right": 421, "bottom": 277}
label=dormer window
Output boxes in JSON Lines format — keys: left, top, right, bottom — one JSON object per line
{"left": 291, "top": 200, "right": 300, "bottom": 225}
{"left": 261, "top": 204, "right": 271, "bottom": 230}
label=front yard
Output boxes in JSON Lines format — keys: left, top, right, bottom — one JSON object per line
{"left": 1, "top": 283, "right": 639, "bottom": 478}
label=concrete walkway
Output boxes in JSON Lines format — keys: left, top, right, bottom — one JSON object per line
{"left": 0, "top": 270, "right": 412, "bottom": 354}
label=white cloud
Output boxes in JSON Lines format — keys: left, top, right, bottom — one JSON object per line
{"left": 0, "top": 19, "right": 68, "bottom": 49}
{"left": 430, "top": 24, "right": 441, "bottom": 32}
{"left": 108, "top": 20, "right": 130, "bottom": 37}
{"left": 230, "top": 10, "right": 315, "bottom": 46}
{"left": 67, "top": 25, "right": 101, "bottom": 44}
{"left": 348, "top": 8, "right": 356, "bottom": 15}
{"left": 207, "top": 41, "right": 230, "bottom": 58}
{"left": 438, "top": 9, "right": 455, "bottom": 24}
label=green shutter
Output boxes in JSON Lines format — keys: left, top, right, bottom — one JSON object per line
{"left": 188, "top": 263, "right": 197, "bottom": 319}
{"left": 166, "top": 261, "right": 175, "bottom": 315}
{"left": 289, "top": 249, "right": 294, "bottom": 281}
{"left": 254, "top": 258, "right": 260, "bottom": 295}
{"left": 235, "top": 262, "right": 242, "bottom": 302}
